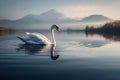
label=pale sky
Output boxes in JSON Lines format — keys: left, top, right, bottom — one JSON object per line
{"left": 0, "top": 0, "right": 120, "bottom": 20}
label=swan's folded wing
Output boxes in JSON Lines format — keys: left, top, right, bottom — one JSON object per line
{"left": 27, "top": 33, "right": 51, "bottom": 44}
{"left": 35, "top": 33, "right": 50, "bottom": 41}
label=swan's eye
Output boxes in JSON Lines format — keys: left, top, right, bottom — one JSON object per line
{"left": 56, "top": 26, "right": 60, "bottom": 32}
{"left": 56, "top": 26, "right": 59, "bottom": 29}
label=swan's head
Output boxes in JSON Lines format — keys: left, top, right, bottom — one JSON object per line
{"left": 51, "top": 25, "right": 61, "bottom": 32}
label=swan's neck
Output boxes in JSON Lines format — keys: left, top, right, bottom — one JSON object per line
{"left": 51, "top": 28, "right": 56, "bottom": 44}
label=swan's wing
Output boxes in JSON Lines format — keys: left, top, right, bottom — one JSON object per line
{"left": 34, "top": 33, "right": 50, "bottom": 41}
{"left": 17, "top": 34, "right": 31, "bottom": 43}
{"left": 26, "top": 32, "right": 51, "bottom": 44}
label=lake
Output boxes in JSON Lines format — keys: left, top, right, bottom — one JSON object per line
{"left": 0, "top": 29, "right": 120, "bottom": 80}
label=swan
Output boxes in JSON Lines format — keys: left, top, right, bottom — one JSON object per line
{"left": 17, "top": 25, "right": 60, "bottom": 44}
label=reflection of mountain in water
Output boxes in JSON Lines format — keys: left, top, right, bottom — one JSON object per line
{"left": 16, "top": 44, "right": 60, "bottom": 60}
{"left": 80, "top": 40, "right": 109, "bottom": 48}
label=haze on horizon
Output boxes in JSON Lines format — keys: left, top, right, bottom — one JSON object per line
{"left": 0, "top": 0, "right": 120, "bottom": 20}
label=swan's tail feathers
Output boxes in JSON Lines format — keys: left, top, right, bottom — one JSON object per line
{"left": 17, "top": 36, "right": 27, "bottom": 43}
{"left": 26, "top": 32, "right": 30, "bottom": 35}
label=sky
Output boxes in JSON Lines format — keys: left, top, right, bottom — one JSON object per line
{"left": 0, "top": 0, "right": 120, "bottom": 20}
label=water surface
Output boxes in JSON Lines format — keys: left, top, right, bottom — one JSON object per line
{"left": 0, "top": 30, "right": 120, "bottom": 80}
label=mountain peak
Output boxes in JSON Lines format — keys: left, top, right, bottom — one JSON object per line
{"left": 47, "top": 9, "right": 57, "bottom": 13}
{"left": 80, "top": 14, "right": 112, "bottom": 22}
{"left": 40, "top": 9, "right": 64, "bottom": 19}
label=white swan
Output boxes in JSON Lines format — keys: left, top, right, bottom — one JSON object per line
{"left": 17, "top": 25, "right": 60, "bottom": 44}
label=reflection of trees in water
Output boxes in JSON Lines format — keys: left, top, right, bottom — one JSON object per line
{"left": 0, "top": 27, "right": 16, "bottom": 36}
{"left": 16, "top": 44, "right": 60, "bottom": 60}
{"left": 102, "top": 34, "right": 120, "bottom": 41}
{"left": 85, "top": 31, "right": 120, "bottom": 41}
{"left": 66, "top": 29, "right": 120, "bottom": 41}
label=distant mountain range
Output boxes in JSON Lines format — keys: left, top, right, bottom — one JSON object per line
{"left": 0, "top": 9, "right": 112, "bottom": 29}
{"left": 17, "top": 9, "right": 73, "bottom": 23}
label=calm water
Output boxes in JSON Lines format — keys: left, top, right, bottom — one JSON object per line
{"left": 0, "top": 30, "right": 120, "bottom": 80}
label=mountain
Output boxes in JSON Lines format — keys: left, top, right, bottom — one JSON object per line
{"left": 39, "top": 9, "right": 64, "bottom": 19}
{"left": 17, "top": 9, "right": 73, "bottom": 23}
{"left": 80, "top": 15, "right": 112, "bottom": 22}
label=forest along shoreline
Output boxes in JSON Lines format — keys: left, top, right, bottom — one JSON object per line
{"left": 85, "top": 20, "right": 120, "bottom": 41}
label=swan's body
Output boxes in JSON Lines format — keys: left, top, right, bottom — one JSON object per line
{"left": 17, "top": 25, "right": 60, "bottom": 44}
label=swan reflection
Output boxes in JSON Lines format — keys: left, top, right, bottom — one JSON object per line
{"left": 51, "top": 44, "right": 60, "bottom": 60}
{"left": 16, "top": 44, "right": 60, "bottom": 60}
